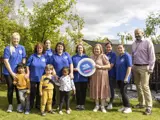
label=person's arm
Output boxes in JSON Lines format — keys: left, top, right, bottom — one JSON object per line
{"left": 39, "top": 77, "right": 43, "bottom": 96}
{"left": 124, "top": 67, "right": 132, "bottom": 81}
{"left": 69, "top": 63, "right": 74, "bottom": 79}
{"left": 26, "top": 77, "right": 30, "bottom": 94}
{"left": 71, "top": 79, "right": 76, "bottom": 94}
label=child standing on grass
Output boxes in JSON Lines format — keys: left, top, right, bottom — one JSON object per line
{"left": 58, "top": 67, "right": 76, "bottom": 115}
{"left": 13, "top": 63, "right": 30, "bottom": 115}
{"left": 39, "top": 64, "right": 55, "bottom": 116}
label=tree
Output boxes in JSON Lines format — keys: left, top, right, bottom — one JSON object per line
{"left": 117, "top": 32, "right": 133, "bottom": 44}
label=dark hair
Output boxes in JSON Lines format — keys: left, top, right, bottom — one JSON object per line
{"left": 17, "top": 63, "right": 25, "bottom": 69}
{"left": 62, "top": 66, "right": 70, "bottom": 73}
{"left": 34, "top": 43, "right": 45, "bottom": 54}
{"left": 75, "top": 44, "right": 86, "bottom": 54}
{"left": 55, "top": 42, "right": 66, "bottom": 53}
{"left": 105, "top": 42, "right": 112, "bottom": 47}
{"left": 43, "top": 39, "right": 51, "bottom": 44}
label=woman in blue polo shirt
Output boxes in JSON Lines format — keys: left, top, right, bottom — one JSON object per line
{"left": 105, "top": 42, "right": 117, "bottom": 110}
{"left": 3, "top": 32, "right": 26, "bottom": 113}
{"left": 72, "top": 44, "right": 88, "bottom": 110}
{"left": 116, "top": 44, "right": 132, "bottom": 114}
{"left": 51, "top": 42, "right": 73, "bottom": 108}
{"left": 26, "top": 43, "right": 46, "bottom": 110}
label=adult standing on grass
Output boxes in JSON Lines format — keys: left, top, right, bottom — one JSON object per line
{"left": 72, "top": 44, "right": 88, "bottom": 110}
{"left": 3, "top": 32, "right": 26, "bottom": 113}
{"left": 105, "top": 42, "right": 117, "bottom": 110}
{"left": 26, "top": 43, "right": 46, "bottom": 110}
{"left": 132, "top": 28, "right": 155, "bottom": 115}
{"left": 116, "top": 44, "right": 132, "bottom": 114}
{"left": 90, "top": 44, "right": 110, "bottom": 113}
{"left": 51, "top": 42, "right": 73, "bottom": 109}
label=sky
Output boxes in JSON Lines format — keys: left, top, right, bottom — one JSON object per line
{"left": 15, "top": 0, "right": 160, "bottom": 40}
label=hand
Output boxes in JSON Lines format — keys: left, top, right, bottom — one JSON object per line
{"left": 54, "top": 75, "right": 59, "bottom": 80}
{"left": 11, "top": 72, "right": 17, "bottom": 80}
{"left": 25, "top": 74, "right": 29, "bottom": 79}
{"left": 74, "top": 68, "right": 78, "bottom": 71}
{"left": 148, "top": 69, "right": 153, "bottom": 74}
{"left": 26, "top": 90, "right": 30, "bottom": 94}
{"left": 95, "top": 64, "right": 101, "bottom": 69}
{"left": 69, "top": 73, "right": 74, "bottom": 79}
{"left": 40, "top": 92, "right": 42, "bottom": 96}
{"left": 124, "top": 78, "right": 128, "bottom": 83}
{"left": 73, "top": 90, "right": 76, "bottom": 95}
{"left": 13, "top": 81, "right": 17, "bottom": 85}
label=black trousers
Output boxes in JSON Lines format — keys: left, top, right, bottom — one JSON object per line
{"left": 52, "top": 85, "right": 56, "bottom": 106}
{"left": 4, "top": 75, "right": 20, "bottom": 104}
{"left": 59, "top": 91, "right": 70, "bottom": 110}
{"left": 30, "top": 81, "right": 40, "bottom": 109}
{"left": 75, "top": 82, "right": 87, "bottom": 105}
{"left": 117, "top": 81, "right": 130, "bottom": 107}
{"left": 109, "top": 77, "right": 116, "bottom": 103}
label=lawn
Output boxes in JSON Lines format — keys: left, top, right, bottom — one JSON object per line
{"left": 0, "top": 84, "right": 160, "bottom": 120}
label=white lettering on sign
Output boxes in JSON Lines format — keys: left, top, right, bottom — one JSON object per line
{"left": 82, "top": 64, "right": 90, "bottom": 70}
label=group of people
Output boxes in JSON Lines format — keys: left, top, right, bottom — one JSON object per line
{"left": 2, "top": 28, "right": 155, "bottom": 116}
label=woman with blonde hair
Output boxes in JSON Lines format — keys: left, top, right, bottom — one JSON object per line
{"left": 3, "top": 32, "right": 26, "bottom": 113}
{"left": 90, "top": 44, "right": 110, "bottom": 113}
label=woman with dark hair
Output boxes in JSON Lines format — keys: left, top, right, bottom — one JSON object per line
{"left": 26, "top": 43, "right": 46, "bottom": 110}
{"left": 72, "top": 44, "right": 88, "bottom": 110}
{"left": 105, "top": 42, "right": 117, "bottom": 109}
{"left": 51, "top": 42, "right": 73, "bottom": 108}
{"left": 3, "top": 32, "right": 26, "bottom": 112}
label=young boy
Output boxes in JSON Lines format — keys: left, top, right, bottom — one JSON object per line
{"left": 13, "top": 63, "right": 30, "bottom": 114}
{"left": 39, "top": 64, "right": 55, "bottom": 116}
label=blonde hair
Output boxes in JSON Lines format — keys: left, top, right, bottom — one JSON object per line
{"left": 10, "top": 32, "right": 20, "bottom": 55}
{"left": 45, "top": 64, "right": 54, "bottom": 70}
{"left": 93, "top": 44, "right": 104, "bottom": 54}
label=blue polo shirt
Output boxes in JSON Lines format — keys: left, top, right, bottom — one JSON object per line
{"left": 26, "top": 53, "right": 46, "bottom": 82}
{"left": 72, "top": 54, "right": 89, "bottom": 83}
{"left": 3, "top": 45, "right": 26, "bottom": 75}
{"left": 116, "top": 52, "right": 132, "bottom": 82}
{"left": 45, "top": 49, "right": 54, "bottom": 64}
{"left": 52, "top": 52, "right": 72, "bottom": 77}
{"left": 106, "top": 51, "right": 116, "bottom": 78}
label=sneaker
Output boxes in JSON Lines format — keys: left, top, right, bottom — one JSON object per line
{"left": 93, "top": 105, "right": 99, "bottom": 112}
{"left": 48, "top": 110, "right": 55, "bottom": 114}
{"left": 7, "top": 104, "right": 13, "bottom": 113}
{"left": 133, "top": 104, "right": 145, "bottom": 109}
{"left": 41, "top": 112, "right": 46, "bottom": 116}
{"left": 123, "top": 107, "right": 132, "bottom": 114}
{"left": 18, "top": 109, "right": 23, "bottom": 113}
{"left": 80, "top": 105, "right": 85, "bottom": 110}
{"left": 143, "top": 108, "right": 152, "bottom": 115}
{"left": 107, "top": 103, "right": 113, "bottom": 110}
{"left": 17, "top": 104, "right": 22, "bottom": 112}
{"left": 118, "top": 107, "right": 125, "bottom": 112}
{"left": 59, "top": 111, "right": 63, "bottom": 115}
{"left": 25, "top": 111, "right": 30, "bottom": 115}
{"left": 101, "top": 106, "right": 107, "bottom": 113}
{"left": 66, "top": 110, "right": 71, "bottom": 114}
{"left": 76, "top": 105, "right": 80, "bottom": 110}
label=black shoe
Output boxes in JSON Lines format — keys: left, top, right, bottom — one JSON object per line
{"left": 133, "top": 104, "right": 145, "bottom": 109}
{"left": 143, "top": 108, "right": 152, "bottom": 115}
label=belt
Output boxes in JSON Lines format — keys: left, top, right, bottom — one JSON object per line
{"left": 134, "top": 64, "right": 148, "bottom": 66}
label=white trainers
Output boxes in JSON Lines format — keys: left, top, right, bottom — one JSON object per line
{"left": 7, "top": 104, "right": 13, "bottom": 113}
{"left": 123, "top": 107, "right": 132, "bottom": 114}
{"left": 101, "top": 106, "right": 107, "bottom": 113}
{"left": 17, "top": 104, "right": 22, "bottom": 112}
{"left": 118, "top": 107, "right": 125, "bottom": 112}
{"left": 59, "top": 111, "right": 63, "bottom": 115}
{"left": 93, "top": 105, "right": 99, "bottom": 112}
{"left": 66, "top": 110, "right": 71, "bottom": 114}
{"left": 107, "top": 103, "right": 113, "bottom": 110}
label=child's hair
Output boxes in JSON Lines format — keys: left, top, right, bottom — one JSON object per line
{"left": 45, "top": 64, "right": 54, "bottom": 70}
{"left": 17, "top": 63, "right": 25, "bottom": 69}
{"left": 62, "top": 67, "right": 70, "bottom": 74}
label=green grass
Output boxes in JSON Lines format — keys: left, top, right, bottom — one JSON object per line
{"left": 0, "top": 84, "right": 160, "bottom": 120}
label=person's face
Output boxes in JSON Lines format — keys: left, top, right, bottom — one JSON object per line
{"left": 134, "top": 29, "right": 143, "bottom": 41}
{"left": 117, "top": 45, "right": 125, "bottom": 54}
{"left": 105, "top": 44, "right": 112, "bottom": 53}
{"left": 18, "top": 67, "right": 25, "bottom": 74}
{"left": 77, "top": 45, "right": 83, "bottom": 54}
{"left": 45, "top": 68, "right": 52, "bottom": 75}
{"left": 12, "top": 35, "right": 20, "bottom": 46}
{"left": 37, "top": 45, "right": 43, "bottom": 54}
{"left": 63, "top": 69, "right": 69, "bottom": 76}
{"left": 57, "top": 44, "right": 64, "bottom": 54}
{"left": 94, "top": 45, "right": 101, "bottom": 55}
{"left": 45, "top": 40, "right": 51, "bottom": 49}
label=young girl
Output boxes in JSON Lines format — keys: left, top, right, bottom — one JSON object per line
{"left": 58, "top": 67, "right": 76, "bottom": 115}
{"left": 13, "top": 63, "right": 30, "bottom": 115}
{"left": 39, "top": 64, "right": 55, "bottom": 116}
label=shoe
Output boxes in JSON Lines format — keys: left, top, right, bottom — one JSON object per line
{"left": 41, "top": 112, "right": 46, "bottom": 116}
{"left": 123, "top": 107, "right": 132, "bottom": 113}
{"left": 107, "top": 103, "right": 113, "bottom": 110}
{"left": 7, "top": 104, "right": 13, "bottom": 113}
{"left": 59, "top": 111, "right": 63, "bottom": 115}
{"left": 80, "top": 105, "right": 85, "bottom": 110}
{"left": 133, "top": 104, "right": 145, "bottom": 109}
{"left": 56, "top": 106, "right": 59, "bottom": 111}
{"left": 93, "top": 105, "right": 99, "bottom": 112}
{"left": 76, "top": 105, "right": 80, "bottom": 110}
{"left": 48, "top": 110, "right": 55, "bottom": 114}
{"left": 101, "top": 106, "right": 107, "bottom": 113}
{"left": 17, "top": 104, "right": 22, "bottom": 112}
{"left": 118, "top": 107, "right": 125, "bottom": 112}
{"left": 17, "top": 109, "right": 23, "bottom": 113}
{"left": 66, "top": 110, "right": 71, "bottom": 114}
{"left": 25, "top": 111, "right": 30, "bottom": 115}
{"left": 143, "top": 108, "right": 152, "bottom": 115}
